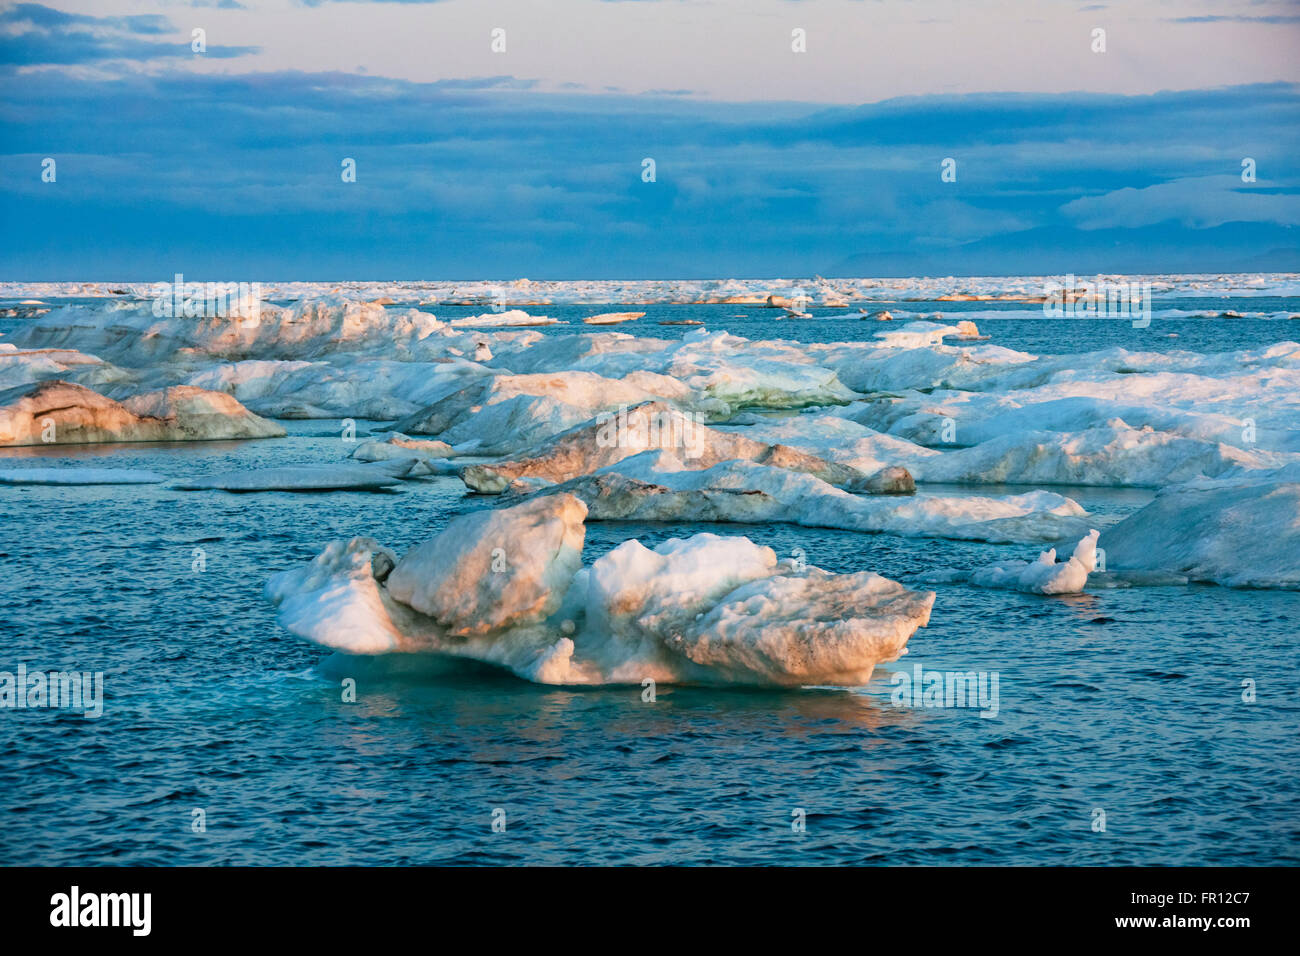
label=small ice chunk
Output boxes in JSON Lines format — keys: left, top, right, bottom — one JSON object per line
{"left": 914, "top": 530, "right": 1100, "bottom": 594}
{"left": 174, "top": 459, "right": 419, "bottom": 492}
{"left": 0, "top": 467, "right": 165, "bottom": 485}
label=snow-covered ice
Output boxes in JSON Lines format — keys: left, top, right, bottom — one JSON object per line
{"left": 0, "top": 380, "right": 284, "bottom": 446}
{"left": 265, "top": 494, "right": 935, "bottom": 685}
{"left": 1102, "top": 478, "right": 1300, "bottom": 588}
{"left": 4, "top": 282, "right": 1297, "bottom": 592}
{"left": 528, "top": 451, "right": 1091, "bottom": 544}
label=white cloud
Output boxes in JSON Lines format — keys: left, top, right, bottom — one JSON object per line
{"left": 1061, "top": 175, "right": 1300, "bottom": 230}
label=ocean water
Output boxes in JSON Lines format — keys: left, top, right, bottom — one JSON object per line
{"left": 2, "top": 304, "right": 1299, "bottom": 865}
{"left": 397, "top": 297, "right": 1300, "bottom": 357}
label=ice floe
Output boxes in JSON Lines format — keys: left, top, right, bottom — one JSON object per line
{"left": 265, "top": 494, "right": 935, "bottom": 685}
{"left": 6, "top": 282, "right": 1299, "bottom": 590}
{"left": 174, "top": 458, "right": 420, "bottom": 492}
{"left": 1102, "top": 478, "right": 1300, "bottom": 588}
{"left": 349, "top": 433, "right": 455, "bottom": 471}
{"left": 458, "top": 400, "right": 879, "bottom": 493}
{"left": 0, "top": 467, "right": 166, "bottom": 485}
{"left": 528, "top": 452, "right": 1091, "bottom": 544}
{"left": 8, "top": 273, "right": 1300, "bottom": 306}
{"left": 392, "top": 372, "right": 709, "bottom": 455}
{"left": 449, "top": 309, "right": 562, "bottom": 328}
{"left": 583, "top": 312, "right": 645, "bottom": 325}
{"left": 0, "top": 380, "right": 284, "bottom": 446}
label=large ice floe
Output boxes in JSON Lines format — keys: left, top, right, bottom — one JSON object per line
{"left": 458, "top": 401, "right": 881, "bottom": 493}
{"left": 265, "top": 494, "right": 935, "bottom": 686}
{"left": 0, "top": 380, "right": 284, "bottom": 446}
{"left": 1101, "top": 475, "right": 1300, "bottom": 589}
{"left": 520, "top": 451, "right": 1090, "bottom": 544}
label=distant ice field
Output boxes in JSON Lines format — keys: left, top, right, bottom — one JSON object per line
{"left": 6, "top": 297, "right": 1300, "bottom": 357}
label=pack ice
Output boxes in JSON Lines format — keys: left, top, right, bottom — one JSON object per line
{"left": 6, "top": 288, "right": 1300, "bottom": 590}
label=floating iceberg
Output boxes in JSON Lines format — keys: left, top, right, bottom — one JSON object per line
{"left": 385, "top": 494, "right": 588, "bottom": 637}
{"left": 870, "top": 319, "right": 982, "bottom": 349}
{"left": 715, "top": 414, "right": 938, "bottom": 477}
{"left": 13, "top": 297, "right": 449, "bottom": 363}
{"left": 184, "top": 356, "right": 493, "bottom": 421}
{"left": 0, "top": 344, "right": 112, "bottom": 393}
{"left": 266, "top": 494, "right": 935, "bottom": 686}
{"left": 583, "top": 312, "right": 645, "bottom": 325}
{"left": 449, "top": 310, "right": 561, "bottom": 328}
{"left": 392, "top": 372, "right": 705, "bottom": 456}
{"left": 913, "top": 421, "right": 1289, "bottom": 488}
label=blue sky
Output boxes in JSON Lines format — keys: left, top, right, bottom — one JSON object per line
{"left": 1, "top": 0, "right": 1298, "bottom": 278}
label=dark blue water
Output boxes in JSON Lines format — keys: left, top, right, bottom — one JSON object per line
{"left": 1, "top": 306, "right": 1299, "bottom": 864}
{"left": 405, "top": 298, "right": 1300, "bottom": 357}
{"left": 2, "top": 422, "right": 1297, "bottom": 865}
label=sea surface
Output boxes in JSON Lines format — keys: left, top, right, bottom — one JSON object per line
{"left": 1, "top": 301, "right": 1298, "bottom": 865}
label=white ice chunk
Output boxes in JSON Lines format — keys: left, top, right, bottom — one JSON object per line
{"left": 265, "top": 538, "right": 405, "bottom": 654}
{"left": 918, "top": 530, "right": 1100, "bottom": 594}
{"left": 539, "top": 451, "right": 1090, "bottom": 544}
{"left": 385, "top": 494, "right": 588, "bottom": 637}
{"left": 449, "top": 309, "right": 561, "bottom": 328}
{"left": 266, "top": 497, "right": 934, "bottom": 686}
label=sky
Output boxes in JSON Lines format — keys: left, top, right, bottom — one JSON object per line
{"left": 1, "top": 0, "right": 1298, "bottom": 279}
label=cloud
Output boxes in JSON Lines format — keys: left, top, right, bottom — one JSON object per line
{"left": 1061, "top": 175, "right": 1300, "bottom": 230}
{"left": 0, "top": 3, "right": 259, "bottom": 65}
{"left": 0, "top": 68, "right": 1296, "bottom": 277}
{"left": 0, "top": 4, "right": 172, "bottom": 34}
{"left": 295, "top": 0, "right": 450, "bottom": 5}
{"left": 1170, "top": 15, "right": 1300, "bottom": 24}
